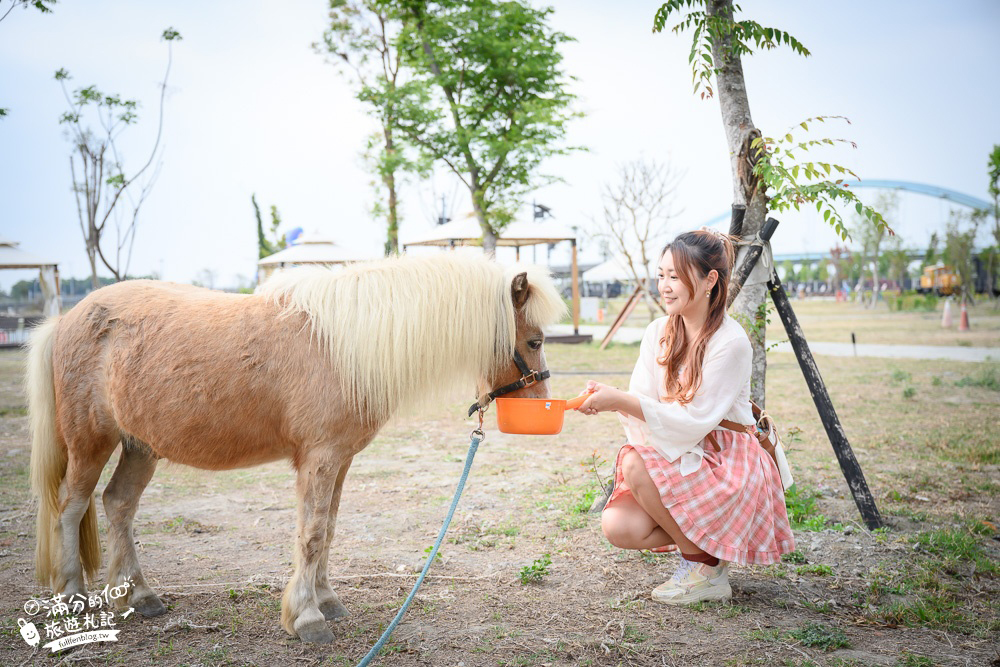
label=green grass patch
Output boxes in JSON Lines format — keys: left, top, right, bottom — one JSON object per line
{"left": 781, "top": 550, "right": 807, "bottom": 564}
{"left": 954, "top": 362, "right": 1000, "bottom": 391}
{"left": 912, "top": 528, "right": 999, "bottom": 575}
{"left": 784, "top": 485, "right": 842, "bottom": 531}
{"left": 519, "top": 553, "right": 551, "bottom": 585}
{"left": 893, "top": 652, "right": 936, "bottom": 667}
{"left": 788, "top": 622, "right": 850, "bottom": 651}
{"left": 796, "top": 564, "right": 834, "bottom": 576}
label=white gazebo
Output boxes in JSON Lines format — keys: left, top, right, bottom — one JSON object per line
{"left": 257, "top": 233, "right": 364, "bottom": 285}
{"left": 402, "top": 218, "right": 587, "bottom": 340}
{"left": 0, "top": 236, "right": 61, "bottom": 316}
{"left": 583, "top": 257, "right": 658, "bottom": 284}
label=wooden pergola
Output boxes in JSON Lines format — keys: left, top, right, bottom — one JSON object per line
{"left": 402, "top": 219, "right": 588, "bottom": 341}
{"left": 0, "top": 236, "right": 61, "bottom": 316}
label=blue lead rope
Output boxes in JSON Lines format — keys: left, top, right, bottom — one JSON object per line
{"left": 354, "top": 428, "right": 483, "bottom": 667}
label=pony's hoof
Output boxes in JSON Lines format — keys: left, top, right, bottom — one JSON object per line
{"left": 133, "top": 594, "right": 167, "bottom": 617}
{"left": 319, "top": 598, "right": 350, "bottom": 621}
{"left": 296, "top": 619, "right": 335, "bottom": 644}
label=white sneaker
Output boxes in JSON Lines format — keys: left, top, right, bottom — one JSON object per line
{"left": 651, "top": 559, "right": 732, "bottom": 605}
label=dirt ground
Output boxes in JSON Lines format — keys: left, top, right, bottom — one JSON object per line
{"left": 1, "top": 310, "right": 998, "bottom": 666}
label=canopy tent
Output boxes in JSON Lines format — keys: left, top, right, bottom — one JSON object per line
{"left": 257, "top": 233, "right": 366, "bottom": 284}
{"left": 402, "top": 218, "right": 586, "bottom": 339}
{"left": 582, "top": 257, "right": 657, "bottom": 284}
{"left": 0, "top": 236, "right": 61, "bottom": 316}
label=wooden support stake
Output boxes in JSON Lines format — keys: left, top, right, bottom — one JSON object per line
{"left": 727, "top": 217, "right": 779, "bottom": 309}
{"left": 599, "top": 285, "right": 643, "bottom": 350}
{"left": 729, "top": 204, "right": 746, "bottom": 237}
{"left": 767, "top": 272, "right": 884, "bottom": 530}
{"left": 571, "top": 240, "right": 580, "bottom": 336}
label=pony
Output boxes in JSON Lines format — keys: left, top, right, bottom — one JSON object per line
{"left": 26, "top": 251, "right": 565, "bottom": 644}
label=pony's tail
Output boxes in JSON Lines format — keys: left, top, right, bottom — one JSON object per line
{"left": 27, "top": 318, "right": 99, "bottom": 586}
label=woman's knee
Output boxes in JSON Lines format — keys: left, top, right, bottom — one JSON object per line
{"left": 601, "top": 512, "right": 630, "bottom": 548}
{"left": 620, "top": 450, "right": 649, "bottom": 488}
{"left": 601, "top": 506, "right": 647, "bottom": 549}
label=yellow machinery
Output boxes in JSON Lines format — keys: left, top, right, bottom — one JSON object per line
{"left": 918, "top": 264, "right": 961, "bottom": 296}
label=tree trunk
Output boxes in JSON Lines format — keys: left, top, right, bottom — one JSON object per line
{"left": 708, "top": 0, "right": 768, "bottom": 406}
{"left": 472, "top": 198, "right": 497, "bottom": 257}
{"left": 867, "top": 234, "right": 883, "bottom": 309}
{"left": 87, "top": 243, "right": 99, "bottom": 290}
{"left": 385, "top": 173, "right": 399, "bottom": 255}
{"left": 382, "top": 113, "right": 400, "bottom": 256}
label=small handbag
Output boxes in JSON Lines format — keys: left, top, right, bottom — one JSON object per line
{"left": 706, "top": 401, "right": 795, "bottom": 490}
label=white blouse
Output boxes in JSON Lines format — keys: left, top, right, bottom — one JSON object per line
{"left": 618, "top": 315, "right": 754, "bottom": 476}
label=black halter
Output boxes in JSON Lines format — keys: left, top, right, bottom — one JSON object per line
{"left": 466, "top": 349, "right": 551, "bottom": 417}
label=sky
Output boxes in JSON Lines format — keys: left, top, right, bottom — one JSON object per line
{"left": 1, "top": 0, "right": 998, "bottom": 289}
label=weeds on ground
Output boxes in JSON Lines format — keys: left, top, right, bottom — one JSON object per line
{"left": 893, "top": 652, "right": 936, "bottom": 666}
{"left": 519, "top": 553, "right": 551, "bottom": 584}
{"left": 955, "top": 362, "right": 1000, "bottom": 391}
{"left": 788, "top": 622, "right": 850, "bottom": 650}
{"left": 856, "top": 524, "right": 1000, "bottom": 637}
{"left": 784, "top": 485, "right": 842, "bottom": 531}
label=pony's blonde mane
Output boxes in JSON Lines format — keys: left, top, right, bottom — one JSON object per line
{"left": 258, "top": 252, "right": 565, "bottom": 424}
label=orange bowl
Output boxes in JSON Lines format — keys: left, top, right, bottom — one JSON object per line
{"left": 495, "top": 395, "right": 587, "bottom": 435}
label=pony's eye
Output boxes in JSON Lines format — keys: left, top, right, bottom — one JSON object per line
{"left": 528, "top": 339, "right": 543, "bottom": 351}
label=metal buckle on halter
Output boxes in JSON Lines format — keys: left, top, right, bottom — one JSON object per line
{"left": 520, "top": 371, "right": 540, "bottom": 388}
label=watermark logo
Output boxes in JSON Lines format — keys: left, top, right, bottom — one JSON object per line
{"left": 18, "top": 579, "right": 135, "bottom": 652}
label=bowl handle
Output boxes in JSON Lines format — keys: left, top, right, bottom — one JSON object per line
{"left": 564, "top": 394, "right": 589, "bottom": 411}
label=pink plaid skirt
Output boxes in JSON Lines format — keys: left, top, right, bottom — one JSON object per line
{"left": 606, "top": 430, "right": 795, "bottom": 565}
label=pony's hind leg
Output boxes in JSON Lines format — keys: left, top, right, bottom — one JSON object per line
{"left": 315, "top": 456, "right": 354, "bottom": 621}
{"left": 102, "top": 437, "right": 164, "bottom": 617}
{"left": 281, "top": 450, "right": 345, "bottom": 643}
{"left": 55, "top": 439, "right": 116, "bottom": 599}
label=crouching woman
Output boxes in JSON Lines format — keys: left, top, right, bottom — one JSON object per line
{"left": 577, "top": 229, "right": 795, "bottom": 604}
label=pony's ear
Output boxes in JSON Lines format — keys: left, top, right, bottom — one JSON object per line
{"left": 511, "top": 272, "right": 530, "bottom": 310}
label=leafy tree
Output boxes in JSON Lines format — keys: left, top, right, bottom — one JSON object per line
{"left": 253, "top": 194, "right": 287, "bottom": 259}
{"left": 10, "top": 279, "right": 34, "bottom": 300}
{"left": 1, "top": 0, "right": 56, "bottom": 118}
{"left": 943, "top": 209, "right": 983, "bottom": 306}
{"left": 397, "top": 0, "right": 580, "bottom": 255}
{"left": 921, "top": 231, "right": 939, "bottom": 270}
{"left": 882, "top": 232, "right": 910, "bottom": 291}
{"left": 852, "top": 191, "right": 896, "bottom": 307}
{"left": 0, "top": 0, "right": 54, "bottom": 22}
{"left": 984, "top": 145, "right": 1000, "bottom": 300}
{"left": 653, "top": 0, "right": 888, "bottom": 403}
{"left": 796, "top": 261, "right": 811, "bottom": 285}
{"left": 780, "top": 259, "right": 794, "bottom": 283}
{"left": 56, "top": 28, "right": 181, "bottom": 288}
{"left": 590, "top": 159, "right": 681, "bottom": 321}
{"left": 828, "top": 244, "right": 850, "bottom": 291}
{"left": 317, "top": 0, "right": 429, "bottom": 255}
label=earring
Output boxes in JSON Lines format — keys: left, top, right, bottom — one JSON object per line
{"left": 706, "top": 290, "right": 711, "bottom": 298}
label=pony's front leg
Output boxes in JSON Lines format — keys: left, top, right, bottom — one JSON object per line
{"left": 281, "top": 451, "right": 343, "bottom": 643}
{"left": 315, "top": 456, "right": 354, "bottom": 621}
{"left": 102, "top": 440, "right": 164, "bottom": 616}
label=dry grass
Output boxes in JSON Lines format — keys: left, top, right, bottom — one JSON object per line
{"left": 591, "top": 295, "right": 1000, "bottom": 348}
{"left": 0, "top": 323, "right": 997, "bottom": 666}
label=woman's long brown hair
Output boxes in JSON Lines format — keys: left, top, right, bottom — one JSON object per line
{"left": 656, "top": 230, "right": 736, "bottom": 405}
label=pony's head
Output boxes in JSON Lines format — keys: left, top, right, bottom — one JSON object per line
{"left": 477, "top": 267, "right": 565, "bottom": 406}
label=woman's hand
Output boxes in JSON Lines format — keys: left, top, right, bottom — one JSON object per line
{"left": 577, "top": 381, "right": 623, "bottom": 416}
{"left": 577, "top": 380, "right": 644, "bottom": 420}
